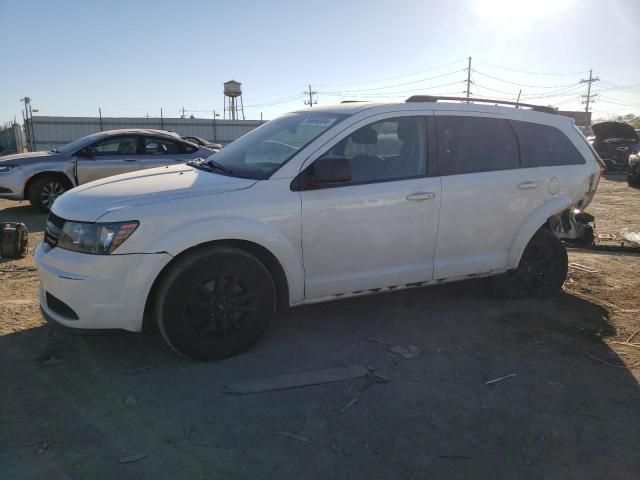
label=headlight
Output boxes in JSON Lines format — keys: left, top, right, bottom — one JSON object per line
{"left": 0, "top": 165, "right": 17, "bottom": 173}
{"left": 57, "top": 221, "right": 139, "bottom": 254}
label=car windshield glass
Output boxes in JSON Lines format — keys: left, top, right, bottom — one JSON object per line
{"left": 204, "top": 112, "right": 349, "bottom": 179}
{"left": 57, "top": 132, "right": 106, "bottom": 154}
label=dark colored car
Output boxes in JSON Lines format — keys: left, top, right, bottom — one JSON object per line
{"left": 591, "top": 122, "right": 640, "bottom": 172}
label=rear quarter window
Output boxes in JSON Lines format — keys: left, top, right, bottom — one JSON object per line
{"left": 510, "top": 121, "right": 585, "bottom": 167}
{"left": 436, "top": 116, "right": 519, "bottom": 175}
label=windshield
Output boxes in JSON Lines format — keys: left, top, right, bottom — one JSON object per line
{"left": 56, "top": 131, "right": 106, "bottom": 154}
{"left": 204, "top": 111, "right": 349, "bottom": 179}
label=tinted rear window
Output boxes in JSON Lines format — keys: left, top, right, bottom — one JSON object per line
{"left": 510, "top": 121, "right": 585, "bottom": 167}
{"left": 436, "top": 116, "right": 519, "bottom": 175}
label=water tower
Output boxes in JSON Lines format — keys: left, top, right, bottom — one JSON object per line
{"left": 223, "top": 80, "right": 245, "bottom": 120}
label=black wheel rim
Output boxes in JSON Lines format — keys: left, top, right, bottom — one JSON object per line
{"left": 506, "top": 240, "right": 555, "bottom": 296}
{"left": 41, "top": 182, "right": 66, "bottom": 208}
{"left": 186, "top": 273, "right": 256, "bottom": 339}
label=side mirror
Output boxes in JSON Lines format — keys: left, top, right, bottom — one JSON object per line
{"left": 306, "top": 156, "right": 352, "bottom": 188}
{"left": 76, "top": 148, "right": 93, "bottom": 158}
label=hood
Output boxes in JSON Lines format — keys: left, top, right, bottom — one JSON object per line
{"left": 0, "top": 151, "right": 55, "bottom": 163}
{"left": 51, "top": 164, "right": 257, "bottom": 221}
{"left": 592, "top": 122, "right": 640, "bottom": 142}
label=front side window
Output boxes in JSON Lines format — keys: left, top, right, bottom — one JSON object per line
{"left": 510, "top": 121, "right": 585, "bottom": 167}
{"left": 436, "top": 116, "right": 519, "bottom": 175}
{"left": 202, "top": 112, "right": 349, "bottom": 179}
{"left": 319, "top": 116, "right": 427, "bottom": 184}
{"left": 92, "top": 136, "right": 138, "bottom": 156}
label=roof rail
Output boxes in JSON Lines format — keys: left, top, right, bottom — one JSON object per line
{"left": 405, "top": 95, "right": 557, "bottom": 114}
{"left": 340, "top": 100, "right": 368, "bottom": 103}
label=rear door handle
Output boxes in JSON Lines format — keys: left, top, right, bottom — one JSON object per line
{"left": 124, "top": 158, "right": 139, "bottom": 162}
{"left": 517, "top": 181, "right": 540, "bottom": 190}
{"left": 406, "top": 192, "right": 436, "bottom": 201}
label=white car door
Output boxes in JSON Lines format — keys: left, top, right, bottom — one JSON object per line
{"left": 76, "top": 135, "right": 142, "bottom": 184}
{"left": 432, "top": 113, "right": 549, "bottom": 279}
{"left": 298, "top": 115, "right": 442, "bottom": 299}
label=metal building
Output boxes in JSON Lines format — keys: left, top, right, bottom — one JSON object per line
{"left": 27, "top": 116, "right": 264, "bottom": 152}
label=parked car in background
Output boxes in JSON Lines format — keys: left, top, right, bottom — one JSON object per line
{"left": 591, "top": 122, "right": 640, "bottom": 172}
{"left": 182, "top": 135, "right": 222, "bottom": 151}
{"left": 36, "top": 97, "right": 601, "bottom": 361}
{"left": 0, "top": 129, "right": 214, "bottom": 211}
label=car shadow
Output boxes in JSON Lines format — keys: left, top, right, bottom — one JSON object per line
{"left": 0, "top": 203, "right": 46, "bottom": 233}
{"left": 1, "top": 280, "right": 638, "bottom": 479}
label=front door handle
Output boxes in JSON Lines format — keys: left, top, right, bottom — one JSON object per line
{"left": 517, "top": 181, "right": 540, "bottom": 190}
{"left": 406, "top": 192, "right": 436, "bottom": 201}
{"left": 124, "top": 158, "right": 138, "bottom": 162}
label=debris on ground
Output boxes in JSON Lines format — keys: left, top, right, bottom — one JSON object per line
{"left": 123, "top": 395, "right": 139, "bottom": 407}
{"left": 40, "top": 355, "right": 67, "bottom": 366}
{"left": 118, "top": 453, "right": 147, "bottom": 464}
{"left": 388, "top": 344, "right": 421, "bottom": 359}
{"left": 277, "top": 431, "right": 312, "bottom": 444}
{"left": 569, "top": 263, "right": 599, "bottom": 274}
{"left": 223, "top": 365, "right": 369, "bottom": 394}
{"left": 338, "top": 398, "right": 358, "bottom": 415}
{"left": 619, "top": 228, "right": 640, "bottom": 246}
{"left": 485, "top": 373, "right": 516, "bottom": 385}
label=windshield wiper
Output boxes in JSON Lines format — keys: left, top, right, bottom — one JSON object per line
{"left": 187, "top": 158, "right": 235, "bottom": 175}
{"left": 205, "top": 158, "right": 234, "bottom": 175}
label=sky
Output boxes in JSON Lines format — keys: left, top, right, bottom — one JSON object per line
{"left": 1, "top": 0, "right": 639, "bottom": 124}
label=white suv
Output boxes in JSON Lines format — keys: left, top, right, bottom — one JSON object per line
{"left": 35, "top": 97, "right": 602, "bottom": 360}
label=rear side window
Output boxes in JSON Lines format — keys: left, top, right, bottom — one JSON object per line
{"left": 142, "top": 137, "right": 182, "bottom": 155}
{"left": 510, "top": 121, "right": 585, "bottom": 167}
{"left": 436, "top": 116, "right": 518, "bottom": 175}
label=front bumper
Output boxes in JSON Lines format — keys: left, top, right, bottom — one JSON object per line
{"left": 34, "top": 243, "right": 172, "bottom": 331}
{"left": 0, "top": 173, "right": 24, "bottom": 200}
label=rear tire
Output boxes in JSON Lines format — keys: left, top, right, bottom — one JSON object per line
{"left": 155, "top": 246, "right": 276, "bottom": 361}
{"left": 28, "top": 175, "right": 68, "bottom": 213}
{"left": 628, "top": 174, "right": 640, "bottom": 188}
{"left": 492, "top": 228, "right": 568, "bottom": 299}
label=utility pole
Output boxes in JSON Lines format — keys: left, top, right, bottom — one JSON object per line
{"left": 465, "top": 56, "right": 472, "bottom": 102}
{"left": 181, "top": 106, "right": 186, "bottom": 118}
{"left": 580, "top": 69, "right": 599, "bottom": 124}
{"left": 304, "top": 84, "right": 317, "bottom": 107}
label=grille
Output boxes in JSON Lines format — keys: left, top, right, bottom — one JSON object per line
{"left": 44, "top": 213, "right": 66, "bottom": 249}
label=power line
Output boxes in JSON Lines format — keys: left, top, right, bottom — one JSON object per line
{"left": 580, "top": 69, "right": 600, "bottom": 115}
{"left": 472, "top": 70, "right": 579, "bottom": 89}
{"left": 475, "top": 60, "right": 588, "bottom": 76}
{"left": 303, "top": 85, "right": 318, "bottom": 107}
{"left": 465, "top": 57, "right": 472, "bottom": 101}
{"left": 319, "top": 69, "right": 466, "bottom": 94}
{"left": 316, "top": 58, "right": 467, "bottom": 88}
{"left": 319, "top": 80, "right": 466, "bottom": 98}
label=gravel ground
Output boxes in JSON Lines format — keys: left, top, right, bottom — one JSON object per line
{"left": 0, "top": 177, "right": 638, "bottom": 479}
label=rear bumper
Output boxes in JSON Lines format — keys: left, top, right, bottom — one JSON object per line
{"left": 35, "top": 243, "right": 172, "bottom": 331}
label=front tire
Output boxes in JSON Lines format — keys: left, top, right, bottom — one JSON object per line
{"left": 492, "top": 228, "right": 568, "bottom": 299}
{"left": 155, "top": 246, "right": 277, "bottom": 361}
{"left": 28, "top": 176, "right": 68, "bottom": 212}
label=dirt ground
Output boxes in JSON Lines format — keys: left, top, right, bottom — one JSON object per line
{"left": 1, "top": 177, "right": 639, "bottom": 479}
